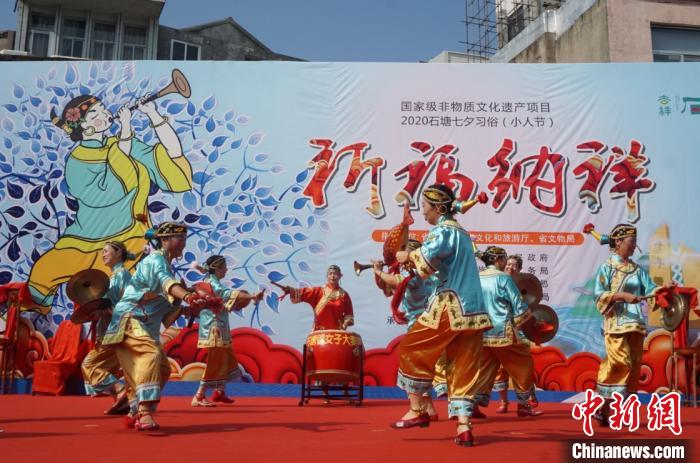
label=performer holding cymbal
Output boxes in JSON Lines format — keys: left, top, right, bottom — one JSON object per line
{"left": 583, "top": 223, "right": 672, "bottom": 427}
{"left": 472, "top": 247, "right": 543, "bottom": 419}
{"left": 81, "top": 241, "right": 133, "bottom": 415}
{"left": 491, "top": 254, "right": 539, "bottom": 414}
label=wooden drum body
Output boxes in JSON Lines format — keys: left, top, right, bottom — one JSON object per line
{"left": 304, "top": 330, "right": 363, "bottom": 383}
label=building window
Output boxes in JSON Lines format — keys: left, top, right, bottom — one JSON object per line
{"left": 91, "top": 23, "right": 116, "bottom": 60}
{"left": 652, "top": 26, "right": 700, "bottom": 62}
{"left": 60, "top": 18, "right": 86, "bottom": 57}
{"left": 122, "top": 26, "right": 147, "bottom": 60}
{"left": 170, "top": 40, "right": 200, "bottom": 60}
{"left": 28, "top": 12, "right": 54, "bottom": 56}
{"left": 506, "top": 5, "right": 526, "bottom": 42}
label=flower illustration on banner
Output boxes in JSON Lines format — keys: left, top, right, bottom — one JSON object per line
{"left": 0, "top": 62, "right": 328, "bottom": 337}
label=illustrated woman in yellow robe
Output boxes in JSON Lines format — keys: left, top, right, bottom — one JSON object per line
{"left": 27, "top": 92, "right": 192, "bottom": 313}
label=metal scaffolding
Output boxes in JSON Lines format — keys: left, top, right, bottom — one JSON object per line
{"left": 462, "top": 0, "right": 560, "bottom": 60}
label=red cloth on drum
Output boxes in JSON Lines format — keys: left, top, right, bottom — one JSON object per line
{"left": 655, "top": 286, "right": 698, "bottom": 311}
{"left": 293, "top": 285, "right": 353, "bottom": 331}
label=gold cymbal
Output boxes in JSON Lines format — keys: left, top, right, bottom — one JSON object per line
{"left": 520, "top": 303, "right": 558, "bottom": 345}
{"left": 513, "top": 272, "right": 543, "bottom": 306}
{"left": 662, "top": 293, "right": 689, "bottom": 332}
{"left": 66, "top": 269, "right": 110, "bottom": 305}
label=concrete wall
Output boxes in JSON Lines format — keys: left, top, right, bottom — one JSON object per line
{"left": 0, "top": 31, "right": 15, "bottom": 51}
{"left": 511, "top": 32, "right": 556, "bottom": 62}
{"left": 554, "top": 0, "right": 609, "bottom": 62}
{"left": 607, "top": 0, "right": 700, "bottom": 62}
{"left": 511, "top": 0, "right": 609, "bottom": 63}
{"left": 508, "top": 0, "right": 700, "bottom": 63}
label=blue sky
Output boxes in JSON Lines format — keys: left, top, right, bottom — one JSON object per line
{"left": 0, "top": 0, "right": 469, "bottom": 62}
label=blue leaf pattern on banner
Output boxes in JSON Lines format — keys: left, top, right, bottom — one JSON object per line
{"left": 266, "top": 293, "right": 279, "bottom": 313}
{"left": 267, "top": 271, "right": 286, "bottom": 282}
{"left": 227, "top": 203, "right": 244, "bottom": 214}
{"left": 205, "top": 191, "right": 221, "bottom": 206}
{"left": 183, "top": 191, "right": 197, "bottom": 211}
{"left": 280, "top": 233, "right": 294, "bottom": 247}
{"left": 248, "top": 132, "right": 264, "bottom": 146}
{"left": 296, "top": 169, "right": 309, "bottom": 183}
{"left": 148, "top": 201, "right": 169, "bottom": 213}
{"left": 293, "top": 197, "right": 309, "bottom": 209}
{"left": 262, "top": 244, "right": 280, "bottom": 256}
{"left": 293, "top": 232, "right": 308, "bottom": 241}
{"left": 212, "top": 135, "right": 227, "bottom": 147}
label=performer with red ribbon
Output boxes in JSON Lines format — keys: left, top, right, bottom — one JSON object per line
{"left": 190, "top": 255, "right": 263, "bottom": 407}
{"left": 394, "top": 184, "right": 492, "bottom": 447}
{"left": 373, "top": 239, "right": 442, "bottom": 419}
{"left": 101, "top": 222, "right": 209, "bottom": 431}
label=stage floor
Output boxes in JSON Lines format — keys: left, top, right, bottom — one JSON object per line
{"left": 1, "top": 396, "right": 697, "bottom": 462}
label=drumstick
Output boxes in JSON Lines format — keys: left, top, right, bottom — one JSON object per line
{"left": 269, "top": 280, "right": 290, "bottom": 292}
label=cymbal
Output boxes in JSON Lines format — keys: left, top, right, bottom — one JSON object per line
{"left": 513, "top": 272, "right": 543, "bottom": 306}
{"left": 70, "top": 298, "right": 111, "bottom": 324}
{"left": 521, "top": 303, "right": 558, "bottom": 345}
{"left": 662, "top": 293, "right": 689, "bottom": 332}
{"left": 66, "top": 269, "right": 110, "bottom": 305}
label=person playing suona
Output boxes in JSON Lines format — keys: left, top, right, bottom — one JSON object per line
{"left": 394, "top": 183, "right": 492, "bottom": 447}
{"left": 29, "top": 93, "right": 192, "bottom": 313}
{"left": 101, "top": 222, "right": 208, "bottom": 431}
{"left": 472, "top": 247, "right": 543, "bottom": 419}
{"left": 585, "top": 223, "right": 668, "bottom": 427}
{"left": 373, "top": 239, "right": 443, "bottom": 420}
{"left": 280, "top": 265, "right": 354, "bottom": 331}
{"left": 190, "top": 255, "right": 264, "bottom": 407}
{"left": 81, "top": 241, "right": 133, "bottom": 415}
{"left": 492, "top": 254, "right": 539, "bottom": 414}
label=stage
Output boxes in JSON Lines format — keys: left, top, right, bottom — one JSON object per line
{"left": 1, "top": 395, "right": 697, "bottom": 462}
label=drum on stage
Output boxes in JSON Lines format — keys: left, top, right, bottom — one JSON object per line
{"left": 304, "top": 330, "right": 364, "bottom": 383}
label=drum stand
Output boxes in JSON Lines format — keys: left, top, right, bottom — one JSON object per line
{"left": 298, "top": 344, "right": 364, "bottom": 407}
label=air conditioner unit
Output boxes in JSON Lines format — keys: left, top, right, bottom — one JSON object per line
{"left": 542, "top": 0, "right": 563, "bottom": 9}
{"left": 0, "top": 49, "right": 28, "bottom": 56}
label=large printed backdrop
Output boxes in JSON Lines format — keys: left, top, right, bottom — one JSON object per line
{"left": 0, "top": 61, "right": 698, "bottom": 390}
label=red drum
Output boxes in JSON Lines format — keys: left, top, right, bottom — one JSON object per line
{"left": 304, "top": 330, "right": 363, "bottom": 383}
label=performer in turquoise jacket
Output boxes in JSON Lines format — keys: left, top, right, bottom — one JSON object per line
{"left": 394, "top": 184, "right": 491, "bottom": 447}
{"left": 373, "top": 239, "right": 444, "bottom": 420}
{"left": 491, "top": 254, "right": 539, "bottom": 414}
{"left": 81, "top": 241, "right": 133, "bottom": 415}
{"left": 102, "top": 222, "right": 206, "bottom": 431}
{"left": 190, "top": 255, "right": 263, "bottom": 407}
{"left": 472, "top": 247, "right": 542, "bottom": 418}
{"left": 586, "top": 224, "right": 662, "bottom": 427}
